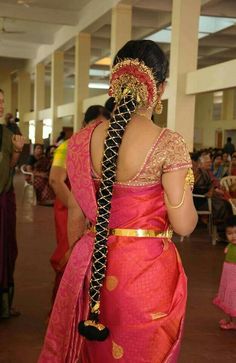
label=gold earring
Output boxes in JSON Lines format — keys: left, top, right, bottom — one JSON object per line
{"left": 155, "top": 100, "right": 163, "bottom": 115}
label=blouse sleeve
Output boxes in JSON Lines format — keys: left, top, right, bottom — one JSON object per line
{"left": 52, "top": 140, "right": 68, "bottom": 169}
{"left": 162, "top": 131, "right": 192, "bottom": 173}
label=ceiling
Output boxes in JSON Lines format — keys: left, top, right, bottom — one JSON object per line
{"left": 0, "top": 0, "right": 236, "bottom": 87}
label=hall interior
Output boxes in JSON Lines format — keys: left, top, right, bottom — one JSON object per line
{"left": 0, "top": 0, "right": 235, "bottom": 149}
{"left": 0, "top": 1, "right": 236, "bottom": 362}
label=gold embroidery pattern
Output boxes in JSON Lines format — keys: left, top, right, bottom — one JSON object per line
{"left": 151, "top": 312, "right": 168, "bottom": 320}
{"left": 112, "top": 341, "right": 124, "bottom": 359}
{"left": 115, "top": 129, "right": 192, "bottom": 187}
{"left": 106, "top": 276, "right": 119, "bottom": 291}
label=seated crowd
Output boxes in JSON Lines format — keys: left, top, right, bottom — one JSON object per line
{"left": 191, "top": 146, "right": 236, "bottom": 240}
{"left": 24, "top": 104, "right": 111, "bottom": 206}
{"left": 25, "top": 144, "right": 55, "bottom": 205}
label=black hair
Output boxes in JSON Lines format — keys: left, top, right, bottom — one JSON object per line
{"left": 84, "top": 105, "right": 110, "bottom": 125}
{"left": 225, "top": 216, "right": 236, "bottom": 229}
{"left": 0, "top": 89, "right": 4, "bottom": 94}
{"left": 33, "top": 143, "right": 43, "bottom": 151}
{"left": 45, "top": 145, "right": 56, "bottom": 158}
{"left": 227, "top": 137, "right": 232, "bottom": 142}
{"left": 191, "top": 151, "right": 201, "bottom": 162}
{"left": 78, "top": 40, "right": 168, "bottom": 341}
{"left": 212, "top": 153, "right": 222, "bottom": 162}
{"left": 113, "top": 39, "right": 168, "bottom": 84}
{"left": 56, "top": 131, "right": 66, "bottom": 143}
{"left": 104, "top": 97, "right": 116, "bottom": 114}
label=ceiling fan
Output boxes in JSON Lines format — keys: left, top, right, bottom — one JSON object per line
{"left": 17, "top": 0, "right": 35, "bottom": 7}
{"left": 0, "top": 18, "right": 26, "bottom": 35}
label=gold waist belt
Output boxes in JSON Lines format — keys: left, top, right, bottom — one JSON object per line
{"left": 89, "top": 226, "right": 173, "bottom": 239}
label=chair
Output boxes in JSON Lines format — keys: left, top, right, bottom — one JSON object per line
{"left": 20, "top": 165, "right": 37, "bottom": 206}
{"left": 181, "top": 193, "right": 217, "bottom": 245}
{"left": 220, "top": 176, "right": 236, "bottom": 215}
{"left": 220, "top": 175, "right": 236, "bottom": 191}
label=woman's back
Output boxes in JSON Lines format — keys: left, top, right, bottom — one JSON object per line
{"left": 91, "top": 116, "right": 163, "bottom": 183}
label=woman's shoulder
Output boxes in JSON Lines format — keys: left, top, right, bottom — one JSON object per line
{"left": 156, "top": 128, "right": 187, "bottom": 152}
{"left": 68, "top": 121, "right": 100, "bottom": 148}
{"left": 159, "top": 129, "right": 191, "bottom": 172}
{"left": 161, "top": 128, "right": 186, "bottom": 142}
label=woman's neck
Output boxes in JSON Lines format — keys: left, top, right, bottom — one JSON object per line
{"left": 134, "top": 107, "right": 153, "bottom": 120}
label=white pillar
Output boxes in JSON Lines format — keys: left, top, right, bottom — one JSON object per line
{"left": 0, "top": 72, "right": 12, "bottom": 115}
{"left": 11, "top": 82, "right": 18, "bottom": 118}
{"left": 18, "top": 71, "right": 31, "bottom": 137}
{"left": 222, "top": 89, "right": 234, "bottom": 120}
{"left": 74, "top": 32, "right": 91, "bottom": 132}
{"left": 34, "top": 63, "right": 45, "bottom": 143}
{"left": 110, "top": 4, "right": 132, "bottom": 61}
{"left": 51, "top": 51, "right": 64, "bottom": 143}
{"left": 167, "top": 0, "right": 201, "bottom": 151}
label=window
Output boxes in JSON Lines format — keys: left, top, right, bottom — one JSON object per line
{"left": 43, "top": 119, "right": 52, "bottom": 140}
{"left": 29, "top": 120, "right": 35, "bottom": 144}
{"left": 212, "top": 91, "right": 223, "bottom": 121}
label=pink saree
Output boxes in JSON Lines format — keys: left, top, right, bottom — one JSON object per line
{"left": 39, "top": 122, "right": 190, "bottom": 363}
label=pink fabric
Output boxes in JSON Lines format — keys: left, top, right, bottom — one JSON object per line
{"left": 213, "top": 262, "right": 236, "bottom": 317}
{"left": 38, "top": 122, "right": 187, "bottom": 363}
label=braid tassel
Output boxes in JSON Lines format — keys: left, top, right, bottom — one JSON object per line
{"left": 78, "top": 95, "right": 136, "bottom": 341}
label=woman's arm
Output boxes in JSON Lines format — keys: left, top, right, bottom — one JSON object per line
{"left": 67, "top": 191, "right": 86, "bottom": 247}
{"left": 10, "top": 134, "right": 25, "bottom": 167}
{"left": 162, "top": 168, "right": 198, "bottom": 236}
{"left": 49, "top": 166, "right": 70, "bottom": 207}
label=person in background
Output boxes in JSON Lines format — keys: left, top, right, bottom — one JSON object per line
{"left": 193, "top": 153, "right": 233, "bottom": 240}
{"left": 55, "top": 131, "right": 66, "bottom": 147}
{"left": 26, "top": 143, "right": 44, "bottom": 172}
{"left": 82, "top": 105, "right": 110, "bottom": 128}
{"left": 5, "top": 113, "right": 21, "bottom": 135}
{"left": 32, "top": 145, "right": 55, "bottom": 205}
{"left": 211, "top": 153, "right": 225, "bottom": 179}
{"left": 49, "top": 105, "right": 111, "bottom": 304}
{"left": 222, "top": 152, "right": 230, "bottom": 177}
{"left": 213, "top": 216, "right": 236, "bottom": 330}
{"left": 39, "top": 39, "right": 197, "bottom": 362}
{"left": 104, "top": 97, "right": 116, "bottom": 115}
{"left": 49, "top": 140, "right": 70, "bottom": 303}
{"left": 224, "top": 137, "right": 235, "bottom": 156}
{"left": 0, "top": 88, "right": 25, "bottom": 319}
{"left": 43, "top": 133, "right": 51, "bottom": 151}
{"left": 230, "top": 152, "right": 236, "bottom": 176}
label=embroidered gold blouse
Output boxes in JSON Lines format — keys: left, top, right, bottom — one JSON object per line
{"left": 117, "top": 128, "right": 192, "bottom": 186}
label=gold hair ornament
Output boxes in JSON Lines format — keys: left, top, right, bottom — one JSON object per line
{"left": 109, "top": 58, "right": 158, "bottom": 109}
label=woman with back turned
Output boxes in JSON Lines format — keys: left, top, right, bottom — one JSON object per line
{"left": 39, "top": 40, "right": 197, "bottom": 363}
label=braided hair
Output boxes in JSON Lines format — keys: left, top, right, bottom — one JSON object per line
{"left": 79, "top": 40, "right": 168, "bottom": 341}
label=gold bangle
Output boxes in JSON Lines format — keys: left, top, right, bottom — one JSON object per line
{"left": 165, "top": 168, "right": 194, "bottom": 209}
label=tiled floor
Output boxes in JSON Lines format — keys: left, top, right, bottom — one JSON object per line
{"left": 0, "top": 174, "right": 236, "bottom": 363}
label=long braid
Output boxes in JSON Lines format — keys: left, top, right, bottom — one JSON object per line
{"left": 78, "top": 40, "right": 168, "bottom": 342}
{"left": 78, "top": 95, "right": 137, "bottom": 340}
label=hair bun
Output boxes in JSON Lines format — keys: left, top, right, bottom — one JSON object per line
{"left": 109, "top": 58, "right": 158, "bottom": 109}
